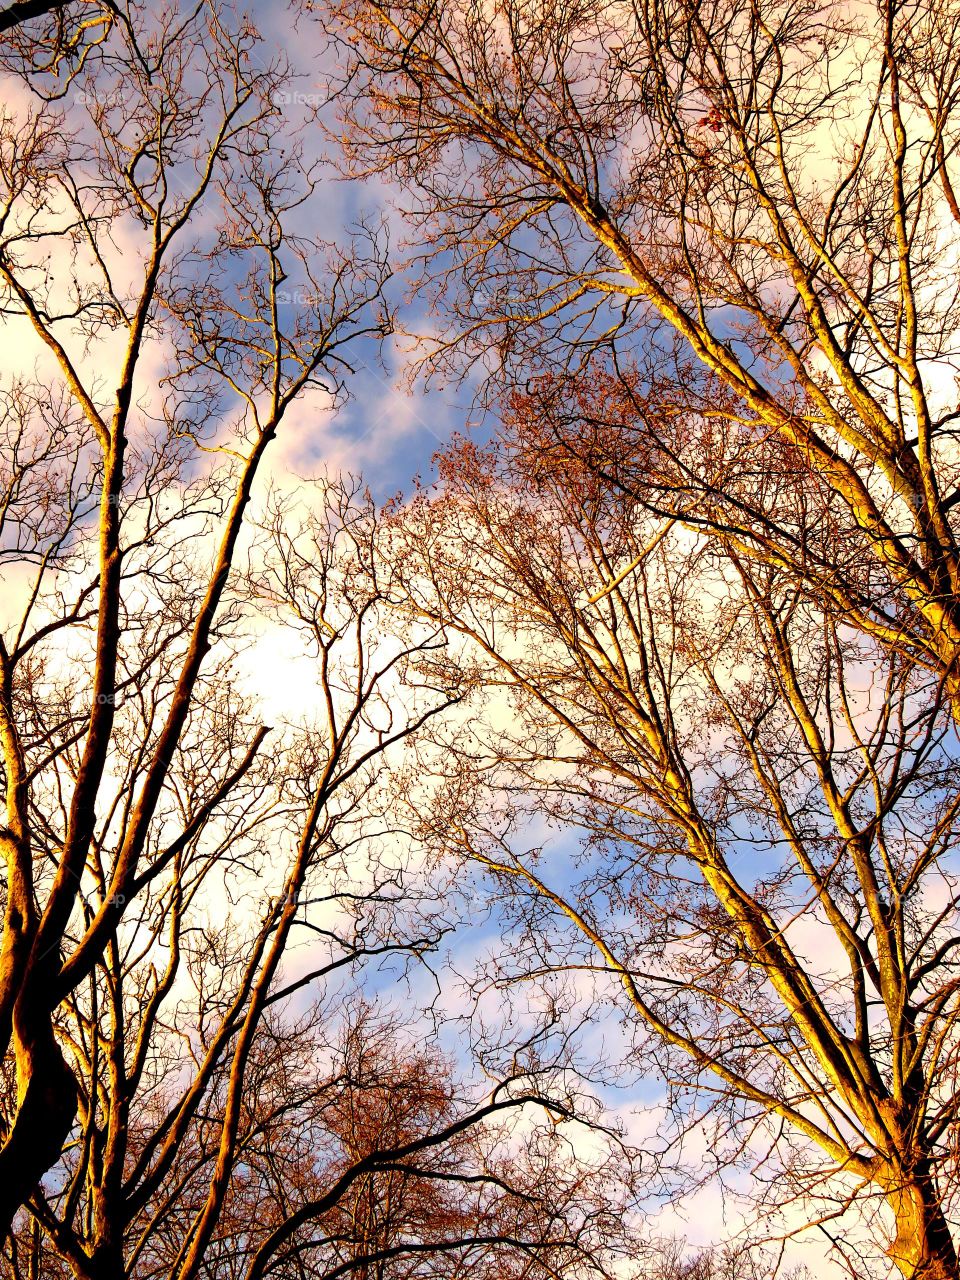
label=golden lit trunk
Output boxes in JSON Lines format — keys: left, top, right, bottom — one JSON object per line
{"left": 0, "top": 1010, "right": 77, "bottom": 1234}
{"left": 885, "top": 1170, "right": 960, "bottom": 1280}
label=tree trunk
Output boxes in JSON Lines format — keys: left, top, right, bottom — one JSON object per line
{"left": 885, "top": 1167, "right": 960, "bottom": 1280}
{"left": 0, "top": 951, "right": 79, "bottom": 1236}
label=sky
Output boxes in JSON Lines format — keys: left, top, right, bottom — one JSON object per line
{"left": 214, "top": 2, "right": 485, "bottom": 501}
{"left": 233, "top": 12, "right": 919, "bottom": 1266}
{"left": 0, "top": 3, "right": 895, "bottom": 1274}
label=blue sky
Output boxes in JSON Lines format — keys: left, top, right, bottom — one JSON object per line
{"left": 0, "top": 6, "right": 873, "bottom": 1270}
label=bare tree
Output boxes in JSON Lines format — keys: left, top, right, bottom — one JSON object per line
{"left": 0, "top": 1, "right": 99, "bottom": 33}
{"left": 331, "top": 0, "right": 960, "bottom": 719}
{"left": 0, "top": 0, "right": 114, "bottom": 85}
{"left": 322, "top": 7, "right": 960, "bottom": 1269}
{"left": 0, "top": 0, "right": 401, "bottom": 1238}
{"left": 229, "top": 1000, "right": 634, "bottom": 1280}
{"left": 379, "top": 417, "right": 960, "bottom": 1279}
{"left": 0, "top": 12, "right": 632, "bottom": 1275}
{"left": 640, "top": 1237, "right": 810, "bottom": 1280}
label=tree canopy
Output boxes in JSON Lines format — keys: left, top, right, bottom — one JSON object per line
{"left": 5, "top": 1, "right": 960, "bottom": 1277}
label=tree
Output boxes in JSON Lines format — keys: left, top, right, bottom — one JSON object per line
{"left": 379, "top": 415, "right": 960, "bottom": 1279}
{"left": 323, "top": 3, "right": 960, "bottom": 1272}
{"left": 0, "top": 1, "right": 114, "bottom": 81}
{"left": 236, "top": 1001, "right": 633, "bottom": 1280}
{"left": 0, "top": 0, "right": 404, "bottom": 1244}
{"left": 640, "top": 1237, "right": 810, "bottom": 1280}
{"left": 332, "top": 0, "right": 960, "bottom": 719}
{"left": 0, "top": 1, "right": 102, "bottom": 35}
{"left": 0, "top": 10, "right": 632, "bottom": 1274}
